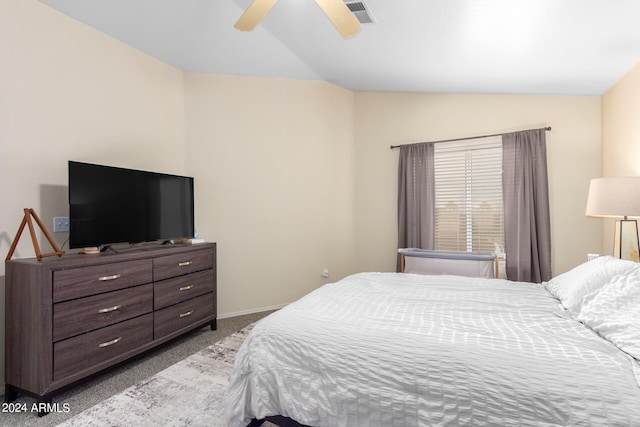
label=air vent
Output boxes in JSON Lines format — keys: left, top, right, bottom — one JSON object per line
{"left": 344, "top": 0, "right": 376, "bottom": 24}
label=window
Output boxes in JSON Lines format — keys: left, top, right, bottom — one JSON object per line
{"left": 433, "top": 137, "right": 504, "bottom": 253}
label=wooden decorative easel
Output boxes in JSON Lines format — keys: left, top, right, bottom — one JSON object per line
{"left": 6, "top": 208, "right": 65, "bottom": 261}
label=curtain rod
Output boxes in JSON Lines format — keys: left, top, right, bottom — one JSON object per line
{"left": 389, "top": 126, "right": 551, "bottom": 150}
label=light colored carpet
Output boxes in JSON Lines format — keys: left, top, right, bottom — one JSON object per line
{"left": 56, "top": 324, "right": 256, "bottom": 427}
{"left": 0, "top": 312, "right": 275, "bottom": 427}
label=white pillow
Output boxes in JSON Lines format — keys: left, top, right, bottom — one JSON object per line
{"left": 545, "top": 256, "right": 637, "bottom": 315}
{"left": 577, "top": 267, "right": 640, "bottom": 360}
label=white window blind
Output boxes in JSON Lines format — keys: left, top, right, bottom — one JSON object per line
{"left": 433, "top": 136, "right": 504, "bottom": 253}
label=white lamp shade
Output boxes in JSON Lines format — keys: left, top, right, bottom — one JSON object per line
{"left": 585, "top": 177, "right": 640, "bottom": 218}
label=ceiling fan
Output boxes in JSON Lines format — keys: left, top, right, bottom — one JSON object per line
{"left": 234, "top": 0, "right": 361, "bottom": 38}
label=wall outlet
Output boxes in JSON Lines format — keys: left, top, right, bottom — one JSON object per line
{"left": 53, "top": 216, "right": 70, "bottom": 233}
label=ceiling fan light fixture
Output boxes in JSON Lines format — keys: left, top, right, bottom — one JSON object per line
{"left": 234, "top": 0, "right": 278, "bottom": 32}
{"left": 314, "top": 0, "right": 362, "bottom": 38}
{"left": 234, "top": 0, "right": 362, "bottom": 38}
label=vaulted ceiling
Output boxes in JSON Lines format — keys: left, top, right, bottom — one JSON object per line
{"left": 41, "top": 0, "right": 640, "bottom": 95}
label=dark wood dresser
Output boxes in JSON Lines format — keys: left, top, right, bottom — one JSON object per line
{"left": 4, "top": 242, "right": 216, "bottom": 411}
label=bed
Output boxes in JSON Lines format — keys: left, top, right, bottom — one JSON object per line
{"left": 224, "top": 256, "right": 640, "bottom": 426}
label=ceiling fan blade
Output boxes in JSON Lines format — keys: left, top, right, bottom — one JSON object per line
{"left": 314, "top": 0, "right": 361, "bottom": 38}
{"left": 234, "top": 0, "right": 278, "bottom": 32}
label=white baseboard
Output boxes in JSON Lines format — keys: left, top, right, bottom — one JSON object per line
{"left": 217, "top": 303, "right": 287, "bottom": 320}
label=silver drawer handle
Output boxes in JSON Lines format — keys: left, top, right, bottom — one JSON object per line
{"left": 179, "top": 285, "right": 194, "bottom": 291}
{"left": 98, "top": 274, "right": 121, "bottom": 281}
{"left": 178, "top": 261, "right": 192, "bottom": 267}
{"left": 98, "top": 337, "right": 122, "bottom": 348}
{"left": 179, "top": 310, "right": 194, "bottom": 318}
{"left": 98, "top": 304, "right": 122, "bottom": 314}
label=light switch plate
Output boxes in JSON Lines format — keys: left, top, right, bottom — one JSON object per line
{"left": 53, "top": 216, "right": 69, "bottom": 233}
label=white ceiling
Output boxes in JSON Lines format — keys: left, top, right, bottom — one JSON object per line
{"left": 41, "top": 0, "right": 640, "bottom": 95}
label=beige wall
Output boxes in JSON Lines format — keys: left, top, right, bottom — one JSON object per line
{"left": 601, "top": 60, "right": 640, "bottom": 253}
{"left": 0, "top": 0, "right": 187, "bottom": 267}
{"left": 184, "top": 73, "right": 356, "bottom": 316}
{"left": 602, "top": 61, "right": 640, "bottom": 177}
{"left": 353, "top": 93, "right": 603, "bottom": 276}
{"left": 0, "top": 0, "right": 186, "bottom": 389}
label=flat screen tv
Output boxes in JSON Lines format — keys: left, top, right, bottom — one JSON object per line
{"left": 68, "top": 161, "right": 194, "bottom": 249}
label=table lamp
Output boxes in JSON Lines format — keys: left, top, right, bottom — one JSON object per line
{"left": 585, "top": 177, "right": 640, "bottom": 262}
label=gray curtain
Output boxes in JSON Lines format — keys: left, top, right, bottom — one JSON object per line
{"left": 397, "top": 143, "right": 435, "bottom": 271}
{"left": 502, "top": 129, "right": 552, "bottom": 283}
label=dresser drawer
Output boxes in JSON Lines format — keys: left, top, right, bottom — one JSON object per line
{"left": 53, "top": 259, "right": 153, "bottom": 303}
{"left": 153, "top": 248, "right": 213, "bottom": 281}
{"left": 53, "top": 313, "right": 153, "bottom": 381}
{"left": 154, "top": 269, "right": 214, "bottom": 310}
{"left": 154, "top": 292, "right": 215, "bottom": 339}
{"left": 53, "top": 284, "right": 153, "bottom": 342}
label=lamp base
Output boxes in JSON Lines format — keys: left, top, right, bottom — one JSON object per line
{"left": 613, "top": 219, "right": 640, "bottom": 262}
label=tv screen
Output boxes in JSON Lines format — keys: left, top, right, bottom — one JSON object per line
{"left": 68, "top": 161, "right": 194, "bottom": 249}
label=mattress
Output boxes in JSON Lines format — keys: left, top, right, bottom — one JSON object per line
{"left": 224, "top": 272, "right": 640, "bottom": 426}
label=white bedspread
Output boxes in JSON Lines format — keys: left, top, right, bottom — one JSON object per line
{"left": 224, "top": 273, "right": 640, "bottom": 426}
